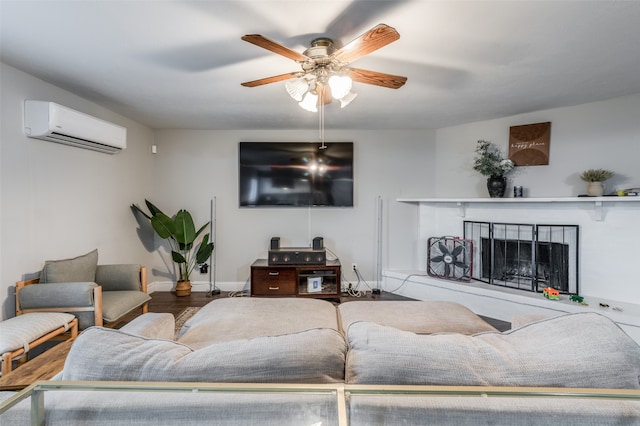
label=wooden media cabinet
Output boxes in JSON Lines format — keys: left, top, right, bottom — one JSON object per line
{"left": 250, "top": 259, "right": 341, "bottom": 299}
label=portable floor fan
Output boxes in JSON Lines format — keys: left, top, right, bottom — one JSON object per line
{"left": 427, "top": 237, "right": 473, "bottom": 282}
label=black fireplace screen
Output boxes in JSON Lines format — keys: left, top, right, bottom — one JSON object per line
{"left": 464, "top": 221, "right": 579, "bottom": 294}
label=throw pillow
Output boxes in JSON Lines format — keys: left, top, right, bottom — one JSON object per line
{"left": 40, "top": 249, "right": 98, "bottom": 283}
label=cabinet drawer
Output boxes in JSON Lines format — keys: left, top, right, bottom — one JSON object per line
{"left": 251, "top": 268, "right": 296, "bottom": 295}
{"left": 251, "top": 280, "right": 297, "bottom": 295}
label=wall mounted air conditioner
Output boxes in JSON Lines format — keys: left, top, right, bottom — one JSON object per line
{"left": 23, "top": 100, "right": 127, "bottom": 154}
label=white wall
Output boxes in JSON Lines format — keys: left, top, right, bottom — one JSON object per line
{"left": 3, "top": 59, "right": 636, "bottom": 319}
{"left": 434, "top": 94, "right": 640, "bottom": 198}
{"left": 386, "top": 94, "right": 640, "bottom": 308}
{"left": 149, "top": 129, "right": 434, "bottom": 290}
{"left": 0, "top": 63, "right": 156, "bottom": 319}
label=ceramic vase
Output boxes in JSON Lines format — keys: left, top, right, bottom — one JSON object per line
{"left": 487, "top": 176, "right": 507, "bottom": 198}
{"left": 586, "top": 181, "right": 605, "bottom": 196}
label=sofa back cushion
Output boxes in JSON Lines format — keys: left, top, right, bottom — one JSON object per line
{"left": 346, "top": 312, "right": 640, "bottom": 389}
{"left": 178, "top": 297, "right": 339, "bottom": 348}
{"left": 338, "top": 301, "right": 497, "bottom": 335}
{"left": 62, "top": 326, "right": 347, "bottom": 384}
{"left": 119, "top": 313, "right": 175, "bottom": 340}
{"left": 40, "top": 249, "right": 98, "bottom": 283}
{"left": 95, "top": 264, "right": 142, "bottom": 291}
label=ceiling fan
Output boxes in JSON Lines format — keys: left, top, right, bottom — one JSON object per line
{"left": 240, "top": 23, "right": 407, "bottom": 111}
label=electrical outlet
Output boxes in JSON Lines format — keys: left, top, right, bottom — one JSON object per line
{"left": 352, "top": 263, "right": 357, "bottom": 271}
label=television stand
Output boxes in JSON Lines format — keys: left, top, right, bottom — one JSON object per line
{"left": 250, "top": 259, "right": 341, "bottom": 299}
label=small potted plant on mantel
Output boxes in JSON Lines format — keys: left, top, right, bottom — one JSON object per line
{"left": 131, "top": 200, "right": 214, "bottom": 296}
{"left": 473, "top": 140, "right": 515, "bottom": 198}
{"left": 580, "top": 169, "right": 614, "bottom": 197}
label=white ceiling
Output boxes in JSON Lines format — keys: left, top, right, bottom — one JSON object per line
{"left": 2, "top": 0, "right": 640, "bottom": 130}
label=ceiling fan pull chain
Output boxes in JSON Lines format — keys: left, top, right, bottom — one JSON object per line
{"left": 319, "top": 91, "right": 327, "bottom": 149}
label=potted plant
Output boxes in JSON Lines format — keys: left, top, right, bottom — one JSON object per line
{"left": 580, "top": 169, "right": 614, "bottom": 196}
{"left": 472, "top": 140, "right": 515, "bottom": 197}
{"left": 131, "top": 200, "right": 214, "bottom": 296}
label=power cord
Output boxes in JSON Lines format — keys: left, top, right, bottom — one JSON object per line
{"left": 385, "top": 273, "right": 430, "bottom": 294}
{"left": 341, "top": 266, "right": 374, "bottom": 297}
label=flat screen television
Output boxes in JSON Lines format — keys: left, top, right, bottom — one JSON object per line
{"left": 239, "top": 142, "right": 354, "bottom": 207}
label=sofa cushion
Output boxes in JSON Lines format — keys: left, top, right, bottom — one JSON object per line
{"left": 101, "top": 291, "right": 151, "bottom": 323}
{"left": 0, "top": 312, "right": 75, "bottom": 354}
{"left": 95, "top": 264, "right": 142, "bottom": 291}
{"left": 40, "top": 249, "right": 98, "bottom": 283}
{"left": 346, "top": 312, "right": 640, "bottom": 389}
{"left": 510, "top": 313, "right": 553, "bottom": 329}
{"left": 62, "top": 326, "right": 347, "bottom": 383}
{"left": 338, "top": 301, "right": 497, "bottom": 335}
{"left": 18, "top": 282, "right": 98, "bottom": 309}
{"left": 177, "top": 297, "right": 339, "bottom": 348}
{"left": 119, "top": 313, "right": 175, "bottom": 340}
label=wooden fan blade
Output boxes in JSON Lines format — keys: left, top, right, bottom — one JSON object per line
{"left": 333, "top": 23, "right": 400, "bottom": 64}
{"left": 241, "top": 72, "right": 300, "bottom": 87}
{"left": 241, "top": 34, "right": 308, "bottom": 62}
{"left": 348, "top": 68, "right": 407, "bottom": 89}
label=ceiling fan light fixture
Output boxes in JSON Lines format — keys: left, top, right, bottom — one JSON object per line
{"left": 299, "top": 91, "right": 318, "bottom": 112}
{"left": 328, "top": 74, "right": 352, "bottom": 100}
{"left": 241, "top": 24, "right": 406, "bottom": 112}
{"left": 285, "top": 79, "right": 309, "bottom": 102}
{"left": 339, "top": 91, "right": 358, "bottom": 108}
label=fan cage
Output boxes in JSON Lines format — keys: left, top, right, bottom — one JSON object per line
{"left": 427, "top": 236, "right": 473, "bottom": 282}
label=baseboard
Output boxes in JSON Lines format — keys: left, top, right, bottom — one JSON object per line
{"left": 148, "top": 280, "right": 248, "bottom": 294}
{"left": 150, "top": 280, "right": 382, "bottom": 294}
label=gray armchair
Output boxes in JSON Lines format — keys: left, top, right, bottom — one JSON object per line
{"left": 15, "top": 250, "right": 151, "bottom": 329}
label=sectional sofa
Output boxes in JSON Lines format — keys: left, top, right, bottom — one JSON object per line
{"left": 1, "top": 298, "right": 639, "bottom": 424}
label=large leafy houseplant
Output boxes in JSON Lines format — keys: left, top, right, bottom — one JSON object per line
{"left": 131, "top": 200, "right": 214, "bottom": 283}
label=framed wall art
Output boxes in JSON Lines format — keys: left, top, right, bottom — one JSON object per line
{"left": 508, "top": 121, "right": 551, "bottom": 166}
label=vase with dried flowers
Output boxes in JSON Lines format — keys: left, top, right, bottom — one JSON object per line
{"left": 473, "top": 140, "right": 515, "bottom": 197}
{"left": 580, "top": 169, "right": 614, "bottom": 196}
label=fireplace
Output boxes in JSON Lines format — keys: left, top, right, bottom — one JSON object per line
{"left": 464, "top": 221, "right": 579, "bottom": 294}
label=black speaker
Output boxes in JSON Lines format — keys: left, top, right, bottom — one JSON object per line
{"left": 270, "top": 237, "right": 280, "bottom": 250}
{"left": 268, "top": 248, "right": 326, "bottom": 265}
{"left": 312, "top": 237, "right": 324, "bottom": 250}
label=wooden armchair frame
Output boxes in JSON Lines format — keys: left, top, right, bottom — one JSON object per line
{"left": 15, "top": 267, "right": 148, "bottom": 328}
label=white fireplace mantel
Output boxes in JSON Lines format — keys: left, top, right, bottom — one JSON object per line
{"left": 397, "top": 197, "right": 640, "bottom": 221}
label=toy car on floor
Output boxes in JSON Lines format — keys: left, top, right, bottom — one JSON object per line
{"left": 543, "top": 287, "right": 559, "bottom": 300}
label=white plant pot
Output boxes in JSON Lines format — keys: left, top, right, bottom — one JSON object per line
{"left": 586, "top": 181, "right": 605, "bottom": 196}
